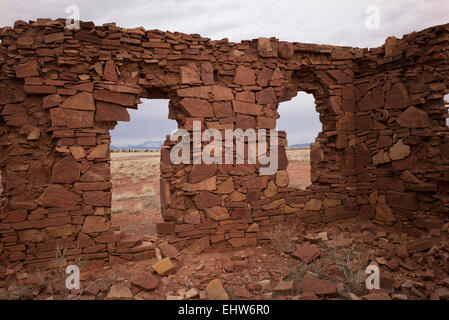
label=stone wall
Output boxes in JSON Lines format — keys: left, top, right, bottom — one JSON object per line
{"left": 0, "top": 19, "right": 448, "bottom": 267}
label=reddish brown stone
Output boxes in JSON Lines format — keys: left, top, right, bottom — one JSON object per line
{"left": 93, "top": 89, "right": 135, "bottom": 107}
{"left": 194, "top": 191, "right": 221, "bottom": 209}
{"left": 43, "top": 94, "right": 62, "bottom": 109}
{"left": 131, "top": 274, "right": 158, "bottom": 291}
{"left": 233, "top": 66, "right": 256, "bottom": 85}
{"left": 61, "top": 92, "right": 95, "bottom": 111}
{"left": 51, "top": 157, "right": 80, "bottom": 184}
{"left": 189, "top": 163, "right": 217, "bottom": 183}
{"left": 103, "top": 60, "right": 118, "bottom": 81}
{"left": 50, "top": 108, "right": 94, "bottom": 128}
{"left": 13, "top": 60, "right": 39, "bottom": 78}
{"left": 40, "top": 184, "right": 82, "bottom": 208}
{"left": 397, "top": 106, "right": 431, "bottom": 128}
{"left": 291, "top": 243, "right": 322, "bottom": 263}
{"left": 180, "top": 98, "right": 214, "bottom": 117}
{"left": 96, "top": 101, "right": 130, "bottom": 121}
{"left": 301, "top": 277, "right": 337, "bottom": 296}
{"left": 83, "top": 191, "right": 111, "bottom": 206}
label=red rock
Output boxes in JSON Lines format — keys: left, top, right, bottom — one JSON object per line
{"left": 93, "top": 89, "right": 135, "bottom": 107}
{"left": 131, "top": 274, "right": 158, "bottom": 291}
{"left": 257, "top": 87, "right": 277, "bottom": 104}
{"left": 232, "top": 287, "right": 253, "bottom": 298}
{"left": 87, "top": 144, "right": 109, "bottom": 160}
{"left": 211, "top": 86, "right": 233, "bottom": 100}
{"left": 257, "top": 67, "right": 273, "bottom": 87}
{"left": 80, "top": 163, "right": 110, "bottom": 182}
{"left": 50, "top": 108, "right": 94, "bottom": 128}
{"left": 397, "top": 106, "right": 431, "bottom": 128}
{"left": 406, "top": 239, "right": 433, "bottom": 254}
{"left": 13, "top": 60, "right": 39, "bottom": 78}
{"left": 83, "top": 191, "right": 111, "bottom": 206}
{"left": 236, "top": 115, "right": 256, "bottom": 130}
{"left": 233, "top": 66, "right": 255, "bottom": 85}
{"left": 385, "top": 82, "right": 408, "bottom": 109}
{"left": 291, "top": 242, "right": 322, "bottom": 264}
{"left": 232, "top": 101, "right": 262, "bottom": 115}
{"left": 386, "top": 191, "right": 417, "bottom": 211}
{"left": 300, "top": 292, "right": 319, "bottom": 300}
{"left": 51, "top": 157, "right": 80, "bottom": 183}
{"left": 43, "top": 94, "right": 62, "bottom": 109}
{"left": 189, "top": 163, "right": 217, "bottom": 183}
{"left": 103, "top": 60, "right": 118, "bottom": 81}
{"left": 159, "top": 242, "right": 179, "bottom": 258}
{"left": 180, "top": 65, "right": 201, "bottom": 84}
{"left": 181, "top": 236, "right": 210, "bottom": 254}
{"left": 40, "top": 184, "right": 82, "bottom": 208}
{"left": 96, "top": 101, "right": 130, "bottom": 121}
{"left": 43, "top": 32, "right": 64, "bottom": 43}
{"left": 212, "top": 102, "right": 233, "bottom": 118}
{"left": 361, "top": 293, "right": 391, "bottom": 300}
{"left": 82, "top": 216, "right": 111, "bottom": 233}
{"left": 194, "top": 191, "right": 221, "bottom": 209}
{"left": 24, "top": 85, "right": 57, "bottom": 95}
{"left": 4, "top": 210, "right": 27, "bottom": 223}
{"left": 179, "top": 98, "right": 214, "bottom": 117}
{"left": 205, "top": 206, "right": 229, "bottom": 221}
{"left": 273, "top": 280, "right": 293, "bottom": 294}
{"left": 61, "top": 92, "right": 95, "bottom": 111}
{"left": 301, "top": 277, "right": 337, "bottom": 296}
{"left": 228, "top": 238, "right": 257, "bottom": 248}
{"left": 279, "top": 42, "right": 294, "bottom": 59}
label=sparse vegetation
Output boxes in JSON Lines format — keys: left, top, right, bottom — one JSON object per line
{"left": 269, "top": 223, "right": 297, "bottom": 253}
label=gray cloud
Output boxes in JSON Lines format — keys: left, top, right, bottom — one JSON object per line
{"left": 1, "top": 0, "right": 448, "bottom": 145}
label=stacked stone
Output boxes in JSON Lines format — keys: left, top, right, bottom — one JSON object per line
{"left": 352, "top": 29, "right": 449, "bottom": 227}
{"left": 0, "top": 18, "right": 448, "bottom": 265}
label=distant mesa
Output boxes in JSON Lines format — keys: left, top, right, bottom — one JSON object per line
{"left": 110, "top": 140, "right": 164, "bottom": 150}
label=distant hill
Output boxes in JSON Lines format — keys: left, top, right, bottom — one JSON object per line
{"left": 110, "top": 140, "right": 164, "bottom": 150}
{"left": 288, "top": 143, "right": 310, "bottom": 148}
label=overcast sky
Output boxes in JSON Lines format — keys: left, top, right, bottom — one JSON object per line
{"left": 1, "top": 0, "right": 448, "bottom": 145}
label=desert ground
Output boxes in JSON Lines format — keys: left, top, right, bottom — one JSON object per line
{"left": 1, "top": 149, "right": 449, "bottom": 300}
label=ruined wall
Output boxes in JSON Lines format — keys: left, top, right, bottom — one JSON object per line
{"left": 0, "top": 19, "right": 448, "bottom": 267}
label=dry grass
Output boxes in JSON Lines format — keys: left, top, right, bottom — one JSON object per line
{"left": 286, "top": 148, "right": 310, "bottom": 162}
{"left": 269, "top": 223, "right": 297, "bottom": 253}
{"left": 130, "top": 202, "right": 144, "bottom": 214}
{"left": 111, "top": 203, "right": 123, "bottom": 214}
{"left": 287, "top": 244, "right": 367, "bottom": 298}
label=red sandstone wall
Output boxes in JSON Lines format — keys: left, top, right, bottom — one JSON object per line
{"left": 0, "top": 19, "right": 448, "bottom": 267}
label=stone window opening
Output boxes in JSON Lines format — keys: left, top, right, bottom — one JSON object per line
{"left": 276, "top": 92, "right": 320, "bottom": 190}
{"left": 110, "top": 98, "right": 176, "bottom": 236}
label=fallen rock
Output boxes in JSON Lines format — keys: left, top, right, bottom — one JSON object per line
{"left": 152, "top": 257, "right": 175, "bottom": 276}
{"left": 185, "top": 288, "right": 199, "bottom": 300}
{"left": 291, "top": 243, "right": 322, "bottom": 264}
{"left": 361, "top": 293, "right": 391, "bottom": 300}
{"left": 232, "top": 287, "right": 253, "bottom": 299}
{"left": 301, "top": 277, "right": 337, "bottom": 296}
{"left": 273, "top": 280, "right": 294, "bottom": 294}
{"left": 206, "top": 279, "right": 229, "bottom": 300}
{"left": 159, "top": 242, "right": 179, "bottom": 258}
{"left": 107, "top": 284, "right": 133, "bottom": 300}
{"left": 131, "top": 274, "right": 158, "bottom": 291}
